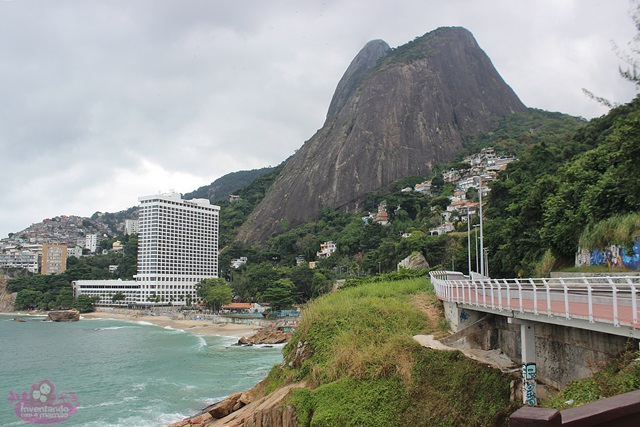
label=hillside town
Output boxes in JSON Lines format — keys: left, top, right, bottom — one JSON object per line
{"left": 0, "top": 147, "right": 514, "bottom": 277}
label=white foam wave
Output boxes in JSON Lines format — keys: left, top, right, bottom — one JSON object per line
{"left": 136, "top": 321, "right": 154, "bottom": 326}
{"left": 196, "top": 335, "right": 207, "bottom": 349}
{"left": 94, "top": 326, "right": 134, "bottom": 331}
{"left": 163, "top": 325, "right": 185, "bottom": 333}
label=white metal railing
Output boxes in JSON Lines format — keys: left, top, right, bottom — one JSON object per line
{"left": 429, "top": 270, "right": 640, "bottom": 330}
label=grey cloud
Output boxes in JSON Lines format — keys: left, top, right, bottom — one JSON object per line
{"left": 0, "top": 0, "right": 636, "bottom": 236}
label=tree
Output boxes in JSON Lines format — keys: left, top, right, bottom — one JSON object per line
{"left": 55, "top": 288, "right": 74, "bottom": 309}
{"left": 204, "top": 285, "right": 233, "bottom": 312}
{"left": 14, "top": 289, "right": 42, "bottom": 310}
{"left": 261, "top": 279, "right": 296, "bottom": 311}
{"left": 111, "top": 292, "right": 125, "bottom": 303}
{"left": 197, "top": 278, "right": 233, "bottom": 312}
{"left": 73, "top": 295, "right": 100, "bottom": 313}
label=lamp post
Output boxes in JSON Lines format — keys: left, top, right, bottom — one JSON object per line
{"left": 477, "top": 176, "right": 485, "bottom": 277}
{"left": 473, "top": 224, "right": 480, "bottom": 277}
{"left": 467, "top": 209, "right": 472, "bottom": 276}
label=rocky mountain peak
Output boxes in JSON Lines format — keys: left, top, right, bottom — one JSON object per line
{"left": 325, "top": 39, "right": 390, "bottom": 122}
{"left": 236, "top": 27, "right": 527, "bottom": 244}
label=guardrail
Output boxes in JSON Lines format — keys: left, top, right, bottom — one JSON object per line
{"left": 429, "top": 271, "right": 640, "bottom": 330}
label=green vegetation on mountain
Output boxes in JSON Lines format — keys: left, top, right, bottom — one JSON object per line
{"left": 262, "top": 276, "right": 515, "bottom": 426}
{"left": 183, "top": 166, "right": 276, "bottom": 204}
{"left": 485, "top": 97, "right": 640, "bottom": 277}
{"left": 462, "top": 108, "right": 587, "bottom": 158}
{"left": 218, "top": 163, "right": 285, "bottom": 246}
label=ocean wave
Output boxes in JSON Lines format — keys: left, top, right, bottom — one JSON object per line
{"left": 196, "top": 335, "right": 207, "bottom": 349}
{"left": 93, "top": 326, "right": 136, "bottom": 331}
{"left": 163, "top": 325, "right": 185, "bottom": 333}
{"left": 79, "top": 411, "right": 191, "bottom": 427}
{"left": 136, "top": 321, "right": 155, "bottom": 326}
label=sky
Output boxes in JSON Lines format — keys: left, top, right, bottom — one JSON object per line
{"left": 0, "top": 0, "right": 637, "bottom": 238}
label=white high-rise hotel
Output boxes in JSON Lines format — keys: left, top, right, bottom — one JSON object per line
{"left": 73, "top": 192, "right": 220, "bottom": 306}
{"left": 136, "top": 192, "right": 220, "bottom": 304}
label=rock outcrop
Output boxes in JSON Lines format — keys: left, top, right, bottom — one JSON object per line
{"left": 325, "top": 39, "right": 390, "bottom": 123}
{"left": 169, "top": 382, "right": 305, "bottom": 427}
{"left": 47, "top": 309, "right": 80, "bottom": 322}
{"left": 400, "top": 251, "right": 430, "bottom": 270}
{"left": 238, "top": 328, "right": 292, "bottom": 346}
{"left": 237, "top": 27, "right": 527, "bottom": 244}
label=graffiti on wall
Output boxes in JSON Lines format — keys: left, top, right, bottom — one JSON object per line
{"left": 521, "top": 363, "right": 537, "bottom": 406}
{"left": 575, "top": 237, "right": 640, "bottom": 270}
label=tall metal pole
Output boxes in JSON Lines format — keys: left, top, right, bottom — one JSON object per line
{"left": 467, "top": 210, "right": 471, "bottom": 276}
{"left": 474, "top": 224, "right": 479, "bottom": 275}
{"left": 478, "top": 176, "right": 485, "bottom": 277}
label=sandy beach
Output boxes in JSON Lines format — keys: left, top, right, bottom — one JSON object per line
{"left": 81, "top": 310, "right": 263, "bottom": 339}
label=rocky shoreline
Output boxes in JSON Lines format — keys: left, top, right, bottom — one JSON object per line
{"left": 170, "top": 328, "right": 294, "bottom": 427}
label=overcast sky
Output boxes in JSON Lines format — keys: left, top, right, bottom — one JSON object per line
{"left": 0, "top": 0, "right": 637, "bottom": 238}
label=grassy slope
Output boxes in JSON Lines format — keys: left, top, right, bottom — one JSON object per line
{"left": 263, "top": 277, "right": 516, "bottom": 426}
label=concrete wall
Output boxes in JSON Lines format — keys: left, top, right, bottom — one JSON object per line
{"left": 442, "top": 300, "right": 484, "bottom": 332}
{"left": 493, "top": 316, "right": 637, "bottom": 389}
{"left": 442, "top": 302, "right": 638, "bottom": 389}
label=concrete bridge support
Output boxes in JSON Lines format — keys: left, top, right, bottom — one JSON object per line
{"left": 441, "top": 302, "right": 637, "bottom": 392}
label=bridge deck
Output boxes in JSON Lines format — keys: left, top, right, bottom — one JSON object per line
{"left": 430, "top": 271, "right": 640, "bottom": 336}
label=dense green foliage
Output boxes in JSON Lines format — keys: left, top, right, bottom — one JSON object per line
{"left": 462, "top": 108, "right": 587, "bottom": 158}
{"left": 578, "top": 213, "right": 640, "bottom": 250}
{"left": 8, "top": 235, "right": 138, "bottom": 311}
{"left": 183, "top": 166, "right": 276, "bottom": 204}
{"left": 196, "top": 278, "right": 233, "bottom": 311}
{"left": 485, "top": 97, "right": 640, "bottom": 277}
{"left": 263, "top": 277, "right": 514, "bottom": 426}
{"left": 217, "top": 163, "right": 285, "bottom": 247}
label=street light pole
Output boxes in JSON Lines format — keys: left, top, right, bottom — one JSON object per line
{"left": 467, "top": 210, "right": 471, "bottom": 275}
{"left": 473, "top": 224, "right": 480, "bottom": 276}
{"left": 477, "top": 176, "right": 485, "bottom": 277}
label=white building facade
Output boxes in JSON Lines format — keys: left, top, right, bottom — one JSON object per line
{"left": 72, "top": 280, "right": 141, "bottom": 306}
{"left": 124, "top": 219, "right": 139, "bottom": 235}
{"left": 135, "top": 192, "right": 220, "bottom": 305}
{"left": 74, "top": 192, "right": 220, "bottom": 306}
{"left": 85, "top": 234, "right": 98, "bottom": 253}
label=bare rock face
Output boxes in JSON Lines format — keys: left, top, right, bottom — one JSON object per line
{"left": 325, "top": 39, "right": 390, "bottom": 122}
{"left": 47, "top": 309, "right": 80, "bottom": 322}
{"left": 169, "top": 382, "right": 305, "bottom": 427}
{"left": 236, "top": 27, "right": 526, "bottom": 244}
{"left": 402, "top": 251, "right": 430, "bottom": 270}
{"left": 239, "top": 328, "right": 292, "bottom": 345}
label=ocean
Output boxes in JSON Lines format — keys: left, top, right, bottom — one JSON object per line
{"left": 0, "top": 314, "right": 283, "bottom": 427}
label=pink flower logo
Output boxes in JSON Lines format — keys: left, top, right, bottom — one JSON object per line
{"left": 8, "top": 380, "right": 78, "bottom": 424}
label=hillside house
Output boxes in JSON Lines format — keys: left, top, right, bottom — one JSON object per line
{"left": 230, "top": 257, "right": 248, "bottom": 269}
{"left": 317, "top": 241, "right": 337, "bottom": 258}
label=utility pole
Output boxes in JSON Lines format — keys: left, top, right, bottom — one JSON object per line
{"left": 474, "top": 224, "right": 480, "bottom": 276}
{"left": 477, "top": 176, "right": 485, "bottom": 277}
{"left": 467, "top": 210, "right": 471, "bottom": 275}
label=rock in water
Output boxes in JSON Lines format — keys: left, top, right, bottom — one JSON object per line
{"left": 47, "top": 309, "right": 80, "bottom": 322}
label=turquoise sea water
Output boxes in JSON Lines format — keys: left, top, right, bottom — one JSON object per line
{"left": 0, "top": 314, "right": 283, "bottom": 427}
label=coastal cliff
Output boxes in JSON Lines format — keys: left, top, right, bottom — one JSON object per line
{"left": 171, "top": 277, "right": 516, "bottom": 426}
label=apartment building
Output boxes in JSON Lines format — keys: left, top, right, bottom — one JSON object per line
{"left": 74, "top": 192, "right": 220, "bottom": 306}
{"left": 41, "top": 244, "right": 67, "bottom": 275}
{"left": 124, "top": 219, "right": 139, "bottom": 235}
{"left": 136, "top": 192, "right": 220, "bottom": 305}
